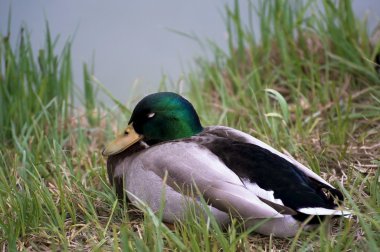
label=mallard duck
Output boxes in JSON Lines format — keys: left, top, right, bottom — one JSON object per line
{"left": 103, "top": 92, "right": 349, "bottom": 237}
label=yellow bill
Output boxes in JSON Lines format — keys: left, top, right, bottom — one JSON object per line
{"left": 102, "top": 124, "right": 143, "bottom": 156}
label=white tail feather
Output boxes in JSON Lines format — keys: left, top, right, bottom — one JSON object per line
{"left": 298, "top": 207, "right": 351, "bottom": 216}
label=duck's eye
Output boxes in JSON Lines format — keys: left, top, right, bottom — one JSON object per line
{"left": 124, "top": 129, "right": 129, "bottom": 135}
{"left": 147, "top": 112, "right": 155, "bottom": 118}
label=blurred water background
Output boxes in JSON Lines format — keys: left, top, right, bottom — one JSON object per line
{"left": 1, "top": 0, "right": 379, "bottom": 104}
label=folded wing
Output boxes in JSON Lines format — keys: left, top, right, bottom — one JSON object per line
{"left": 139, "top": 141, "right": 289, "bottom": 219}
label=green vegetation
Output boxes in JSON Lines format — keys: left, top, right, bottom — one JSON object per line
{"left": 1, "top": 0, "right": 379, "bottom": 250}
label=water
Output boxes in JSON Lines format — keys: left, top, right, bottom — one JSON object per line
{"left": 1, "top": 0, "right": 379, "bottom": 104}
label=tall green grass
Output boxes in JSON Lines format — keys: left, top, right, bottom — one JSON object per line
{"left": 0, "top": 0, "right": 379, "bottom": 250}
{"left": 0, "top": 24, "right": 73, "bottom": 145}
{"left": 0, "top": 23, "right": 114, "bottom": 250}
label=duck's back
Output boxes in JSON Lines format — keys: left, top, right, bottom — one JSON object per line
{"left": 198, "top": 126, "right": 344, "bottom": 222}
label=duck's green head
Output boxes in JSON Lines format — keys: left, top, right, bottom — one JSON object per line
{"left": 103, "top": 92, "right": 203, "bottom": 156}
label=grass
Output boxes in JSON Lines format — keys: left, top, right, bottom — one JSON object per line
{"left": 1, "top": 0, "right": 379, "bottom": 250}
